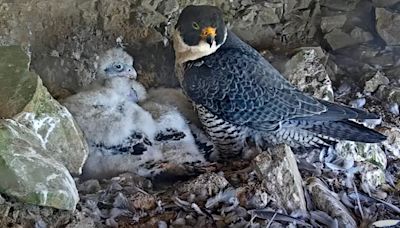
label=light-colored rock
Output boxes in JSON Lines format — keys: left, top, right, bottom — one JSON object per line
{"left": 13, "top": 79, "right": 88, "bottom": 175}
{"left": 179, "top": 173, "right": 229, "bottom": 200}
{"left": 157, "top": 0, "right": 179, "bottom": 15}
{"left": 284, "top": 0, "right": 312, "bottom": 15}
{"left": 376, "top": 8, "right": 400, "bottom": 46}
{"left": 359, "top": 163, "right": 386, "bottom": 192}
{"left": 0, "top": 46, "right": 88, "bottom": 175}
{"left": 335, "top": 141, "right": 387, "bottom": 169}
{"left": 376, "top": 85, "right": 400, "bottom": 106}
{"left": 0, "top": 45, "right": 87, "bottom": 210}
{"left": 324, "top": 28, "right": 360, "bottom": 50}
{"left": 231, "top": 3, "right": 281, "bottom": 48}
{"left": 0, "top": 119, "right": 79, "bottom": 210}
{"left": 255, "top": 4, "right": 281, "bottom": 25}
{"left": 321, "top": 15, "right": 347, "bottom": 33}
{"left": 378, "top": 126, "right": 400, "bottom": 159}
{"left": 0, "top": 46, "right": 36, "bottom": 118}
{"left": 254, "top": 144, "right": 306, "bottom": 212}
{"left": 349, "top": 27, "right": 374, "bottom": 44}
{"left": 284, "top": 47, "right": 334, "bottom": 101}
{"left": 281, "top": 7, "right": 320, "bottom": 47}
{"left": 364, "top": 71, "right": 390, "bottom": 93}
{"left": 320, "top": 0, "right": 360, "bottom": 11}
{"left": 306, "top": 177, "right": 357, "bottom": 228}
{"left": 372, "top": 0, "right": 400, "bottom": 7}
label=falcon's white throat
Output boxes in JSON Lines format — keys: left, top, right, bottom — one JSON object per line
{"left": 173, "top": 28, "right": 227, "bottom": 64}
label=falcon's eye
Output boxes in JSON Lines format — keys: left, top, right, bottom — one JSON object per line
{"left": 113, "top": 63, "right": 124, "bottom": 72}
{"left": 192, "top": 22, "right": 200, "bottom": 30}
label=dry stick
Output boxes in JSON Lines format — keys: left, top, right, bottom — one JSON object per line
{"left": 266, "top": 212, "right": 278, "bottom": 228}
{"left": 353, "top": 181, "right": 365, "bottom": 219}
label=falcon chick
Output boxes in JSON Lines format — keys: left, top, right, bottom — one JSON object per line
{"left": 142, "top": 88, "right": 215, "bottom": 160}
{"left": 173, "top": 5, "right": 387, "bottom": 160}
{"left": 62, "top": 48, "right": 206, "bottom": 179}
{"left": 62, "top": 49, "right": 161, "bottom": 179}
{"left": 140, "top": 88, "right": 213, "bottom": 161}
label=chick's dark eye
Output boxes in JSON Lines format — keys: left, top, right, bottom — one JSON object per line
{"left": 114, "top": 64, "right": 124, "bottom": 71}
{"left": 192, "top": 22, "right": 200, "bottom": 30}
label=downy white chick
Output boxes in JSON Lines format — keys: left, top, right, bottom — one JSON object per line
{"left": 141, "top": 98, "right": 206, "bottom": 168}
{"left": 141, "top": 88, "right": 216, "bottom": 160}
{"left": 62, "top": 48, "right": 207, "bottom": 179}
{"left": 62, "top": 48, "right": 165, "bottom": 179}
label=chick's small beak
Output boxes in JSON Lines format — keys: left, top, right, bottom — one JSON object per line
{"left": 201, "top": 27, "right": 216, "bottom": 47}
{"left": 126, "top": 65, "right": 137, "bottom": 79}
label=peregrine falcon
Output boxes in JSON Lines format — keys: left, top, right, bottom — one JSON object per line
{"left": 173, "top": 5, "right": 386, "bottom": 160}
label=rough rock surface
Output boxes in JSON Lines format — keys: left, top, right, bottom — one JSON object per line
{"left": 254, "top": 145, "right": 307, "bottom": 212}
{"left": 376, "top": 8, "right": 400, "bottom": 46}
{"left": 284, "top": 47, "right": 334, "bottom": 101}
{"left": 1, "top": 0, "right": 400, "bottom": 226}
{"left": 324, "top": 29, "right": 363, "bottom": 50}
{"left": 306, "top": 177, "right": 357, "bottom": 228}
{"left": 0, "top": 46, "right": 89, "bottom": 210}
{"left": 335, "top": 141, "right": 387, "bottom": 169}
{"left": 0, "top": 45, "right": 36, "bottom": 118}
{"left": 379, "top": 126, "right": 400, "bottom": 158}
{"left": 179, "top": 172, "right": 229, "bottom": 200}
{"left": 0, "top": 46, "right": 88, "bottom": 175}
{"left": 376, "top": 85, "right": 400, "bottom": 106}
{"left": 364, "top": 71, "right": 390, "bottom": 93}
{"left": 0, "top": 119, "right": 79, "bottom": 210}
{"left": 321, "top": 15, "right": 347, "bottom": 33}
{"left": 372, "top": 0, "right": 400, "bottom": 7}
{"left": 320, "top": 0, "right": 360, "bottom": 11}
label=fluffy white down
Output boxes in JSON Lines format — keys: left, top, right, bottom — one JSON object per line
{"left": 62, "top": 77, "right": 157, "bottom": 147}
{"left": 82, "top": 146, "right": 165, "bottom": 179}
{"left": 62, "top": 74, "right": 206, "bottom": 179}
{"left": 95, "top": 48, "right": 134, "bottom": 79}
{"left": 142, "top": 100, "right": 206, "bottom": 164}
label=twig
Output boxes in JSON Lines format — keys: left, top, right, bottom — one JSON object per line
{"left": 266, "top": 212, "right": 277, "bottom": 228}
{"left": 352, "top": 181, "right": 364, "bottom": 219}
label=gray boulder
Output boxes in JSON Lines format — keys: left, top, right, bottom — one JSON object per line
{"left": 0, "top": 46, "right": 88, "bottom": 210}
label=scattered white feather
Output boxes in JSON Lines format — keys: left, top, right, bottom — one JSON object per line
{"left": 349, "top": 97, "right": 366, "bottom": 108}
{"left": 388, "top": 102, "right": 399, "bottom": 116}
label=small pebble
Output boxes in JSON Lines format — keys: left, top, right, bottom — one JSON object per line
{"left": 78, "top": 179, "right": 101, "bottom": 194}
{"left": 172, "top": 218, "right": 186, "bottom": 225}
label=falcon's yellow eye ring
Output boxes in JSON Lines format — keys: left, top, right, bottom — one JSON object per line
{"left": 192, "top": 22, "right": 200, "bottom": 30}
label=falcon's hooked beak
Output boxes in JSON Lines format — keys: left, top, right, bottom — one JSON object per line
{"left": 201, "top": 26, "right": 216, "bottom": 47}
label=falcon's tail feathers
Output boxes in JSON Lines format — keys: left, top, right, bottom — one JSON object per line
{"left": 306, "top": 120, "right": 387, "bottom": 143}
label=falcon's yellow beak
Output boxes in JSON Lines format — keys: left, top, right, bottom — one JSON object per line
{"left": 201, "top": 26, "right": 217, "bottom": 47}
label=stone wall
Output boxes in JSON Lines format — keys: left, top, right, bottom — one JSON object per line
{"left": 1, "top": 0, "right": 399, "bottom": 98}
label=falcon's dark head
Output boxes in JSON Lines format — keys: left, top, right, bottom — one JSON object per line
{"left": 173, "top": 5, "right": 227, "bottom": 62}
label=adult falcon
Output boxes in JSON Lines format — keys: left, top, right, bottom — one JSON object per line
{"left": 173, "top": 5, "right": 386, "bottom": 159}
